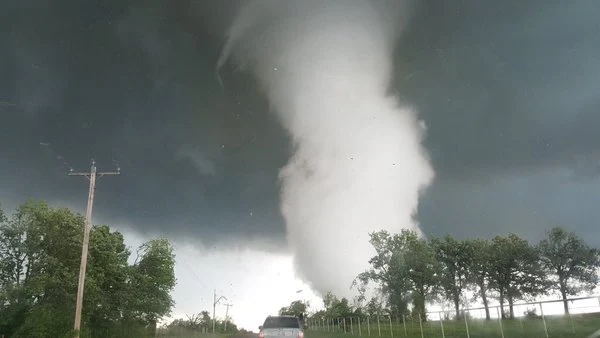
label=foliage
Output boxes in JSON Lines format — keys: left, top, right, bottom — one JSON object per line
{"left": 0, "top": 200, "right": 177, "bottom": 338}
{"left": 128, "top": 238, "right": 177, "bottom": 325}
{"left": 279, "top": 300, "right": 309, "bottom": 316}
{"left": 356, "top": 229, "right": 438, "bottom": 320}
{"left": 487, "top": 234, "right": 547, "bottom": 319}
{"left": 430, "top": 235, "right": 470, "bottom": 319}
{"left": 464, "top": 238, "right": 493, "bottom": 320}
{"left": 537, "top": 226, "right": 600, "bottom": 314}
{"left": 314, "top": 226, "right": 599, "bottom": 326}
{"left": 160, "top": 310, "right": 240, "bottom": 336}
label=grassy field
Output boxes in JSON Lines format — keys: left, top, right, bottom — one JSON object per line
{"left": 306, "top": 313, "right": 600, "bottom": 338}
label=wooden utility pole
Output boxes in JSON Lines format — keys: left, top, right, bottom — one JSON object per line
{"left": 224, "top": 302, "right": 233, "bottom": 331}
{"left": 213, "top": 290, "right": 227, "bottom": 333}
{"left": 69, "top": 160, "right": 120, "bottom": 337}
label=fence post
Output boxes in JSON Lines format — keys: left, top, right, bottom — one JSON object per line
{"left": 438, "top": 312, "right": 445, "bottom": 338}
{"left": 418, "top": 313, "right": 424, "bottom": 338}
{"left": 539, "top": 302, "right": 549, "bottom": 338}
{"left": 358, "top": 317, "right": 362, "bottom": 336}
{"left": 402, "top": 315, "right": 407, "bottom": 337}
{"left": 462, "top": 309, "right": 470, "bottom": 338}
{"left": 389, "top": 315, "right": 393, "bottom": 338}
{"left": 496, "top": 307, "right": 504, "bottom": 338}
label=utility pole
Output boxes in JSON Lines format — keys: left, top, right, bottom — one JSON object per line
{"left": 224, "top": 302, "right": 233, "bottom": 331}
{"left": 213, "top": 290, "right": 227, "bottom": 333}
{"left": 69, "top": 160, "right": 120, "bottom": 338}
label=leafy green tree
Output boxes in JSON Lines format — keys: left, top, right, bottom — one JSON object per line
{"left": 0, "top": 201, "right": 178, "bottom": 337}
{"left": 162, "top": 311, "right": 239, "bottom": 336}
{"left": 488, "top": 234, "right": 547, "bottom": 319}
{"left": 357, "top": 230, "right": 438, "bottom": 320}
{"left": 364, "top": 296, "right": 385, "bottom": 316}
{"left": 464, "top": 239, "right": 492, "bottom": 320}
{"left": 279, "top": 300, "right": 308, "bottom": 316}
{"left": 0, "top": 201, "right": 83, "bottom": 337}
{"left": 215, "top": 318, "right": 239, "bottom": 334}
{"left": 85, "top": 225, "right": 131, "bottom": 336}
{"left": 199, "top": 310, "right": 212, "bottom": 330}
{"left": 322, "top": 291, "right": 337, "bottom": 311}
{"left": 431, "top": 235, "right": 470, "bottom": 319}
{"left": 538, "top": 227, "right": 600, "bottom": 315}
{"left": 325, "top": 295, "right": 354, "bottom": 318}
{"left": 127, "top": 238, "right": 177, "bottom": 332}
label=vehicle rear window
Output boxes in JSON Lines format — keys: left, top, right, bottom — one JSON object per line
{"left": 263, "top": 317, "right": 300, "bottom": 328}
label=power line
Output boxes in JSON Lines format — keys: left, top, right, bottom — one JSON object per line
{"left": 69, "top": 159, "right": 120, "bottom": 338}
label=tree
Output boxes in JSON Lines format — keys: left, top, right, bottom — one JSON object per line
{"left": 324, "top": 294, "right": 354, "bottom": 319}
{"left": 431, "top": 235, "right": 470, "bottom": 319}
{"left": 85, "top": 225, "right": 131, "bottom": 336}
{"left": 199, "top": 310, "right": 212, "bottom": 330}
{"left": 356, "top": 230, "right": 438, "bottom": 320}
{"left": 0, "top": 200, "right": 178, "bottom": 337}
{"left": 464, "top": 239, "right": 492, "bottom": 320}
{"left": 538, "top": 227, "right": 600, "bottom": 315}
{"left": 162, "top": 310, "right": 240, "bottom": 336}
{"left": 364, "top": 296, "right": 385, "bottom": 316}
{"left": 127, "top": 238, "right": 177, "bottom": 332}
{"left": 488, "top": 234, "right": 547, "bottom": 319}
{"left": 0, "top": 201, "right": 83, "bottom": 337}
{"left": 279, "top": 300, "right": 308, "bottom": 316}
{"left": 322, "top": 291, "right": 341, "bottom": 313}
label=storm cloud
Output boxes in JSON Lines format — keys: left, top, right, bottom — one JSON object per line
{"left": 1, "top": 0, "right": 600, "bottom": 255}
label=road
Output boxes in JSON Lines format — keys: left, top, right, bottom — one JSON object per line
{"left": 230, "top": 334, "right": 258, "bottom": 338}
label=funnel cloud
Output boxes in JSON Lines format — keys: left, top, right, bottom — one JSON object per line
{"left": 218, "top": 0, "right": 434, "bottom": 297}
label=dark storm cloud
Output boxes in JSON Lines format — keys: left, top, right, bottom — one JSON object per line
{"left": 397, "top": 0, "right": 600, "bottom": 180}
{"left": 400, "top": 0, "right": 600, "bottom": 243}
{"left": 0, "top": 0, "right": 290, "bottom": 249}
{"left": 1, "top": 0, "right": 599, "bottom": 248}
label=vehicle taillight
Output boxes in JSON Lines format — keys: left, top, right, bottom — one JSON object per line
{"left": 258, "top": 330, "right": 264, "bottom": 338}
{"left": 298, "top": 331, "right": 304, "bottom": 338}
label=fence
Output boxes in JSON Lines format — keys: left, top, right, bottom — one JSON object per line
{"left": 306, "top": 296, "right": 600, "bottom": 338}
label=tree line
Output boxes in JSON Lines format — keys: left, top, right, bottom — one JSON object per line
{"left": 0, "top": 200, "right": 177, "bottom": 338}
{"left": 298, "top": 227, "right": 599, "bottom": 325}
{"left": 159, "top": 310, "right": 247, "bottom": 336}
{"left": 315, "top": 227, "right": 600, "bottom": 320}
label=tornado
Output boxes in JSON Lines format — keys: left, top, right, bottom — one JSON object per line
{"left": 217, "top": 0, "right": 434, "bottom": 298}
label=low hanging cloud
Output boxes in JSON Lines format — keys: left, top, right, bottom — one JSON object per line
{"left": 177, "top": 148, "right": 217, "bottom": 176}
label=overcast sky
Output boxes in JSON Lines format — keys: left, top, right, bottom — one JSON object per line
{"left": 1, "top": 0, "right": 600, "bottom": 330}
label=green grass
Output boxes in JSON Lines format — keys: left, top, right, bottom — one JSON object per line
{"left": 307, "top": 313, "right": 600, "bottom": 338}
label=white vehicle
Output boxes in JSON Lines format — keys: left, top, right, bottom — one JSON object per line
{"left": 258, "top": 315, "right": 305, "bottom": 338}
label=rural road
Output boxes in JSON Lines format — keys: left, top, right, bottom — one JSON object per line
{"left": 230, "top": 334, "right": 258, "bottom": 338}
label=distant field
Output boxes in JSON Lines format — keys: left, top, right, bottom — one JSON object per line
{"left": 306, "top": 313, "right": 600, "bottom": 338}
